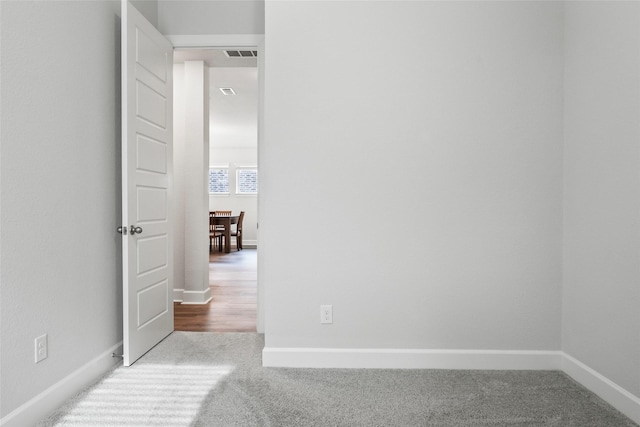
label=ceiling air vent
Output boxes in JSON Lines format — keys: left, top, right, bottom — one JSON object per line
{"left": 225, "top": 50, "right": 258, "bottom": 58}
{"left": 219, "top": 88, "right": 236, "bottom": 96}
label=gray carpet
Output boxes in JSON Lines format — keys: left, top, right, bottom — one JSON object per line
{"left": 38, "top": 332, "right": 637, "bottom": 426}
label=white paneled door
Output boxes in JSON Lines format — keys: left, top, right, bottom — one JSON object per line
{"left": 121, "top": 0, "right": 174, "bottom": 366}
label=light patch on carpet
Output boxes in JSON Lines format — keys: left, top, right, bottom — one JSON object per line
{"left": 54, "top": 364, "right": 234, "bottom": 426}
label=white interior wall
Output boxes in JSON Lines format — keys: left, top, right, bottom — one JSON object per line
{"left": 562, "top": 1, "right": 640, "bottom": 397}
{"left": 0, "top": 0, "right": 124, "bottom": 421}
{"left": 262, "top": 1, "right": 564, "bottom": 351}
{"left": 157, "top": 0, "right": 264, "bottom": 35}
{"left": 130, "top": 0, "right": 157, "bottom": 28}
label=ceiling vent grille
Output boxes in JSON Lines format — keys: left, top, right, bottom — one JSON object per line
{"left": 219, "top": 88, "right": 236, "bottom": 96}
{"left": 225, "top": 50, "right": 258, "bottom": 58}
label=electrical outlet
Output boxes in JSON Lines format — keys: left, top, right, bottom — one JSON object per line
{"left": 320, "top": 305, "right": 333, "bottom": 324}
{"left": 35, "top": 334, "right": 48, "bottom": 363}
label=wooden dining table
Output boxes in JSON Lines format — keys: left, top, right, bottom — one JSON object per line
{"left": 211, "top": 214, "right": 239, "bottom": 253}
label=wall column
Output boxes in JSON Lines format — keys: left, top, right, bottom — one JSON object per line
{"left": 181, "top": 60, "right": 211, "bottom": 304}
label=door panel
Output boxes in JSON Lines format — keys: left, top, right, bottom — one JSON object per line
{"left": 137, "top": 136, "right": 167, "bottom": 173}
{"left": 137, "top": 187, "right": 167, "bottom": 221}
{"left": 122, "top": 0, "right": 173, "bottom": 366}
{"left": 138, "top": 280, "right": 169, "bottom": 326}
{"left": 136, "top": 82, "right": 167, "bottom": 127}
{"left": 137, "top": 236, "right": 168, "bottom": 274}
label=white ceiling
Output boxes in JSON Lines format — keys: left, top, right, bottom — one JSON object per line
{"left": 174, "top": 49, "right": 258, "bottom": 149}
{"left": 209, "top": 66, "right": 258, "bottom": 149}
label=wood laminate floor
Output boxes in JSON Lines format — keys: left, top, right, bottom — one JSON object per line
{"left": 174, "top": 248, "right": 257, "bottom": 332}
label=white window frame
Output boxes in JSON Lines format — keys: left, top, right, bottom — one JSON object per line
{"left": 209, "top": 164, "right": 230, "bottom": 195}
{"left": 236, "top": 166, "right": 258, "bottom": 195}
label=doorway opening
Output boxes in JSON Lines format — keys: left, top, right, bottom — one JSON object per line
{"left": 172, "top": 47, "right": 259, "bottom": 332}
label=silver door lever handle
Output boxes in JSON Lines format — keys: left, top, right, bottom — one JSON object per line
{"left": 130, "top": 225, "right": 143, "bottom": 235}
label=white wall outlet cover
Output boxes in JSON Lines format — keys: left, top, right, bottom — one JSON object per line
{"left": 35, "top": 334, "right": 48, "bottom": 363}
{"left": 320, "top": 305, "right": 333, "bottom": 324}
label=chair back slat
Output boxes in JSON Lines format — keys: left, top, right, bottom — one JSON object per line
{"left": 237, "top": 211, "right": 245, "bottom": 231}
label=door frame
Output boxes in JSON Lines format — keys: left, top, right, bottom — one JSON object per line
{"left": 168, "top": 34, "right": 265, "bottom": 333}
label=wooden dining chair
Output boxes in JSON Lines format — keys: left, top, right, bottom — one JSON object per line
{"left": 231, "top": 211, "right": 245, "bottom": 250}
{"left": 213, "top": 210, "right": 232, "bottom": 216}
{"left": 212, "top": 210, "right": 232, "bottom": 231}
{"left": 209, "top": 214, "right": 224, "bottom": 251}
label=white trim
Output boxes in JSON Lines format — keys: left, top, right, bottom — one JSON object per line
{"left": 240, "top": 240, "right": 257, "bottom": 248}
{"left": 167, "top": 34, "right": 264, "bottom": 48}
{"left": 262, "top": 347, "right": 562, "bottom": 370}
{"left": 0, "top": 342, "right": 122, "bottom": 427}
{"left": 181, "top": 289, "right": 212, "bottom": 304}
{"left": 562, "top": 353, "right": 640, "bottom": 425}
{"left": 173, "top": 288, "right": 184, "bottom": 302}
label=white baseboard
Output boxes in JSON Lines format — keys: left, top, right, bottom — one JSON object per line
{"left": 173, "top": 288, "right": 184, "bottom": 302}
{"left": 240, "top": 240, "right": 257, "bottom": 249}
{"left": 181, "top": 289, "right": 212, "bottom": 304}
{"left": 262, "top": 347, "right": 562, "bottom": 370}
{"left": 0, "top": 342, "right": 122, "bottom": 427}
{"left": 562, "top": 353, "right": 640, "bottom": 425}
